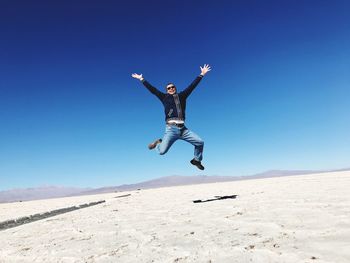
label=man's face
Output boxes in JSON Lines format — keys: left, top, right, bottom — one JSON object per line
{"left": 166, "top": 84, "right": 177, "bottom": 95}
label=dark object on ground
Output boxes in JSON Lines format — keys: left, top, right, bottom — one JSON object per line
{"left": 0, "top": 200, "right": 106, "bottom": 231}
{"left": 193, "top": 195, "right": 238, "bottom": 203}
{"left": 113, "top": 194, "right": 131, "bottom": 198}
{"left": 190, "top": 159, "right": 205, "bottom": 170}
{"left": 148, "top": 139, "right": 162, "bottom": 150}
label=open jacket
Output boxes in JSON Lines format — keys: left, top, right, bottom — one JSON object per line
{"left": 141, "top": 75, "right": 203, "bottom": 122}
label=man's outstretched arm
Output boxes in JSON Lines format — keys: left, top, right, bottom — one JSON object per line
{"left": 131, "top": 73, "right": 165, "bottom": 100}
{"left": 181, "top": 64, "right": 211, "bottom": 98}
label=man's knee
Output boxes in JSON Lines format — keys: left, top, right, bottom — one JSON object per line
{"left": 196, "top": 140, "right": 204, "bottom": 147}
{"left": 158, "top": 147, "right": 168, "bottom": 155}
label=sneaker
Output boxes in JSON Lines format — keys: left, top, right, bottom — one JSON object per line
{"left": 190, "top": 158, "right": 205, "bottom": 170}
{"left": 148, "top": 139, "right": 162, "bottom": 150}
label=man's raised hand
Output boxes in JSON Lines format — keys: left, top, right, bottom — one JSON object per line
{"left": 131, "top": 73, "right": 143, "bottom": 80}
{"left": 200, "top": 64, "right": 211, "bottom": 76}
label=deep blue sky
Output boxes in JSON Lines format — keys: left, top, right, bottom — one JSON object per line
{"left": 1, "top": 0, "right": 349, "bottom": 190}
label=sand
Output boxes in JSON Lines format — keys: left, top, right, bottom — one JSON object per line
{"left": 0, "top": 171, "right": 349, "bottom": 263}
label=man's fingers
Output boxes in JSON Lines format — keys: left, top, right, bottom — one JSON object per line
{"left": 132, "top": 73, "right": 142, "bottom": 79}
{"left": 200, "top": 64, "right": 212, "bottom": 74}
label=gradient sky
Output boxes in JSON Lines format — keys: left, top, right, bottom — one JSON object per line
{"left": 1, "top": 0, "right": 349, "bottom": 191}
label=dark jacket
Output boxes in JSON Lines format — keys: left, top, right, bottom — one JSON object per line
{"left": 141, "top": 75, "right": 203, "bottom": 122}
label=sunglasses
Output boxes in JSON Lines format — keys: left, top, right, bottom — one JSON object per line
{"left": 167, "top": 86, "right": 175, "bottom": 90}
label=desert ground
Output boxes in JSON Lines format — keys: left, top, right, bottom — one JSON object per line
{"left": 0, "top": 171, "right": 349, "bottom": 263}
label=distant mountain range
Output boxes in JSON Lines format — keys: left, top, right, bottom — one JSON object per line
{"left": 0, "top": 186, "right": 91, "bottom": 203}
{"left": 1, "top": 168, "right": 349, "bottom": 203}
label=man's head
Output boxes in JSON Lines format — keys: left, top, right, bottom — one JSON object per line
{"left": 166, "top": 83, "right": 177, "bottom": 95}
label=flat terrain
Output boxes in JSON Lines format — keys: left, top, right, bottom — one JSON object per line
{"left": 1, "top": 171, "right": 349, "bottom": 263}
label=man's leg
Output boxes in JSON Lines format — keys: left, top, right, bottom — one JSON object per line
{"left": 156, "top": 125, "right": 180, "bottom": 155}
{"left": 180, "top": 128, "right": 204, "bottom": 161}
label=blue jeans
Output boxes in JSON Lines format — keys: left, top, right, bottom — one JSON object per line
{"left": 156, "top": 125, "right": 204, "bottom": 161}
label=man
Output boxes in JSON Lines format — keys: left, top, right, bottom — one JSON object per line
{"left": 131, "top": 64, "right": 211, "bottom": 170}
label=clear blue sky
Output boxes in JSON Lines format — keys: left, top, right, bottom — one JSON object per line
{"left": 1, "top": 0, "right": 349, "bottom": 191}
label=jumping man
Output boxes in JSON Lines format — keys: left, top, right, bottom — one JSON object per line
{"left": 131, "top": 64, "right": 211, "bottom": 170}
